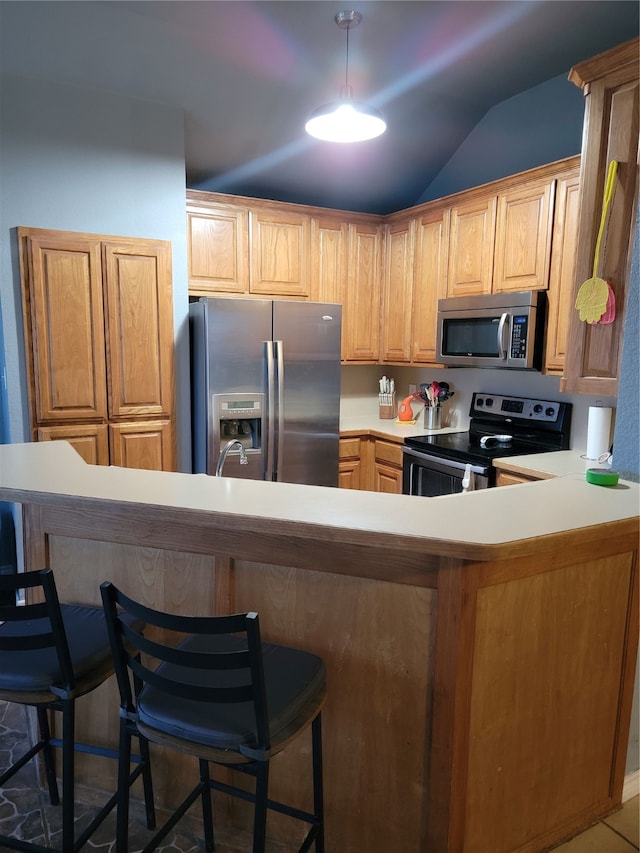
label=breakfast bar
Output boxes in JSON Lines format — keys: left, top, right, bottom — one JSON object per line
{"left": 1, "top": 440, "right": 638, "bottom": 853}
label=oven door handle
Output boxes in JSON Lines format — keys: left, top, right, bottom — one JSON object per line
{"left": 497, "top": 312, "right": 509, "bottom": 361}
{"left": 402, "top": 446, "right": 487, "bottom": 474}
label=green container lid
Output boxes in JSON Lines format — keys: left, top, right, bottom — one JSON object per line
{"left": 586, "top": 468, "right": 619, "bottom": 487}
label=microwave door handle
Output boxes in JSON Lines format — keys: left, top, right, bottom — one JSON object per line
{"left": 497, "top": 312, "right": 509, "bottom": 361}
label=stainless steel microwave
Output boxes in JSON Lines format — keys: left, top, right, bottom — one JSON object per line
{"left": 436, "top": 291, "right": 546, "bottom": 369}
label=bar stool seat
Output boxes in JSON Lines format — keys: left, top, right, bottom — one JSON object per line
{"left": 101, "top": 581, "right": 326, "bottom": 853}
{"left": 0, "top": 569, "right": 155, "bottom": 852}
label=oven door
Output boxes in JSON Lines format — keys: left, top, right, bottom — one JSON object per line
{"left": 402, "top": 446, "right": 490, "bottom": 496}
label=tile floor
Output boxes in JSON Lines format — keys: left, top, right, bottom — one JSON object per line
{"left": 0, "top": 699, "right": 637, "bottom": 851}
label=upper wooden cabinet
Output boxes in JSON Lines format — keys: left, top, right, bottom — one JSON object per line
{"left": 446, "top": 177, "right": 554, "bottom": 297}
{"left": 412, "top": 207, "right": 450, "bottom": 363}
{"left": 544, "top": 166, "right": 581, "bottom": 373}
{"left": 561, "top": 38, "right": 639, "bottom": 396}
{"left": 381, "top": 206, "right": 450, "bottom": 364}
{"left": 344, "top": 222, "right": 383, "bottom": 362}
{"left": 381, "top": 219, "right": 415, "bottom": 362}
{"left": 447, "top": 194, "right": 497, "bottom": 296}
{"left": 493, "top": 179, "right": 554, "bottom": 293}
{"left": 19, "top": 227, "right": 176, "bottom": 472}
{"left": 187, "top": 154, "right": 582, "bottom": 370}
{"left": 249, "top": 208, "right": 310, "bottom": 297}
{"left": 187, "top": 190, "right": 311, "bottom": 299}
{"left": 186, "top": 198, "right": 248, "bottom": 294}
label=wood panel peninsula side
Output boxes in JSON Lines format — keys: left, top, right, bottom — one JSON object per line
{"left": 1, "top": 441, "right": 637, "bottom": 853}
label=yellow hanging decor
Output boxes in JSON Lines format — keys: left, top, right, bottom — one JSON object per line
{"left": 575, "top": 160, "right": 618, "bottom": 323}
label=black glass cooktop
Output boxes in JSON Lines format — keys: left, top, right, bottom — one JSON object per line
{"left": 403, "top": 392, "right": 572, "bottom": 473}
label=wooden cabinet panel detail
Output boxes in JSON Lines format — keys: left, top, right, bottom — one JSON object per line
{"left": 36, "top": 424, "right": 109, "bottom": 466}
{"left": 249, "top": 209, "right": 310, "bottom": 297}
{"left": 447, "top": 196, "right": 497, "bottom": 296}
{"left": 545, "top": 170, "right": 581, "bottom": 373}
{"left": 109, "top": 420, "right": 174, "bottom": 471}
{"left": 311, "top": 217, "right": 348, "bottom": 306}
{"left": 19, "top": 227, "right": 176, "bottom": 472}
{"left": 493, "top": 181, "right": 554, "bottom": 292}
{"left": 338, "top": 437, "right": 363, "bottom": 489}
{"left": 187, "top": 204, "right": 248, "bottom": 294}
{"left": 103, "top": 242, "right": 174, "bottom": 418}
{"left": 412, "top": 209, "right": 450, "bottom": 363}
{"left": 381, "top": 221, "right": 415, "bottom": 362}
{"left": 344, "top": 223, "right": 382, "bottom": 361}
{"left": 562, "top": 38, "right": 639, "bottom": 396}
{"left": 25, "top": 235, "right": 107, "bottom": 422}
{"left": 495, "top": 470, "right": 540, "bottom": 487}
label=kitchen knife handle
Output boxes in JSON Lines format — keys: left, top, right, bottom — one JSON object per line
{"left": 265, "top": 341, "right": 276, "bottom": 481}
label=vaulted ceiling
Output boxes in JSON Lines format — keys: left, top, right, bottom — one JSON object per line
{"left": 1, "top": 1, "right": 638, "bottom": 214}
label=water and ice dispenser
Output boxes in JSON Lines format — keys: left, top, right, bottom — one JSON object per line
{"left": 212, "top": 393, "right": 263, "bottom": 459}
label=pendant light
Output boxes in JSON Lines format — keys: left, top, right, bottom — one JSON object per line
{"left": 305, "top": 10, "right": 386, "bottom": 143}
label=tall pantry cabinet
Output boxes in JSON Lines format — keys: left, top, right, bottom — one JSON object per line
{"left": 18, "top": 227, "right": 176, "bottom": 471}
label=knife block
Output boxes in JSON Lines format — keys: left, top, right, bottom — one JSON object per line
{"left": 378, "top": 393, "right": 396, "bottom": 419}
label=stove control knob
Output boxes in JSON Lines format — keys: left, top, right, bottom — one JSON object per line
{"left": 476, "top": 397, "right": 484, "bottom": 406}
{"left": 533, "top": 404, "right": 543, "bottom": 413}
{"left": 545, "top": 406, "right": 556, "bottom": 418}
{"left": 485, "top": 398, "right": 493, "bottom": 407}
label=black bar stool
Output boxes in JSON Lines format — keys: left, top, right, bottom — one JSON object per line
{"left": 0, "top": 569, "right": 155, "bottom": 852}
{"left": 101, "top": 580, "right": 326, "bottom": 853}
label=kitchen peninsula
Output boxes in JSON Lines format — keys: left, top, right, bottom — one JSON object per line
{"left": 1, "top": 441, "right": 638, "bottom": 853}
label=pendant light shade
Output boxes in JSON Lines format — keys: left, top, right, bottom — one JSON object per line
{"left": 305, "top": 11, "right": 386, "bottom": 143}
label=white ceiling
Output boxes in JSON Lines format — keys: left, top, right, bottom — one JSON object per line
{"left": 1, "top": 1, "right": 638, "bottom": 214}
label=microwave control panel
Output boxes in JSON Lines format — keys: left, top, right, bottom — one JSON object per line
{"left": 509, "top": 315, "right": 529, "bottom": 359}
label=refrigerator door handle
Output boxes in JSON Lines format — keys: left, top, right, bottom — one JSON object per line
{"left": 274, "top": 340, "right": 284, "bottom": 482}
{"left": 265, "top": 340, "right": 276, "bottom": 481}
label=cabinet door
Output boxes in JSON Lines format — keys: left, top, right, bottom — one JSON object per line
{"left": 20, "top": 230, "right": 107, "bottom": 425}
{"left": 373, "top": 439, "right": 403, "bottom": 494}
{"left": 495, "top": 470, "right": 540, "bottom": 487}
{"left": 187, "top": 202, "right": 249, "bottom": 294}
{"left": 447, "top": 195, "right": 497, "bottom": 296}
{"left": 338, "top": 436, "right": 362, "bottom": 489}
{"left": 249, "top": 209, "right": 310, "bottom": 297}
{"left": 381, "top": 220, "right": 415, "bottom": 362}
{"left": 493, "top": 180, "right": 554, "bottom": 292}
{"left": 102, "top": 241, "right": 175, "bottom": 420}
{"left": 343, "top": 223, "right": 382, "bottom": 361}
{"left": 311, "top": 216, "right": 348, "bottom": 304}
{"left": 562, "top": 40, "right": 639, "bottom": 396}
{"left": 36, "top": 424, "right": 109, "bottom": 466}
{"left": 412, "top": 208, "right": 450, "bottom": 363}
{"left": 109, "top": 419, "right": 175, "bottom": 471}
{"left": 545, "top": 169, "right": 581, "bottom": 374}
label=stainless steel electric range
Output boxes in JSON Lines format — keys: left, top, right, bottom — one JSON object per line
{"left": 402, "top": 393, "right": 572, "bottom": 496}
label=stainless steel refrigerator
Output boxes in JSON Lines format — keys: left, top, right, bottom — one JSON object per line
{"left": 190, "top": 297, "right": 342, "bottom": 486}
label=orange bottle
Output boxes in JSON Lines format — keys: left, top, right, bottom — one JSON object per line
{"left": 397, "top": 394, "right": 416, "bottom": 422}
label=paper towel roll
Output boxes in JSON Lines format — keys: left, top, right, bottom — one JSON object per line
{"left": 586, "top": 406, "right": 612, "bottom": 460}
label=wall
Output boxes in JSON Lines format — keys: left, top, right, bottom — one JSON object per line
{"left": 0, "top": 74, "right": 191, "bottom": 471}
{"left": 417, "top": 73, "right": 585, "bottom": 202}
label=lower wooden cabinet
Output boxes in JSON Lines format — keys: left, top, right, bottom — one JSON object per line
{"left": 495, "top": 470, "right": 541, "bottom": 487}
{"left": 37, "top": 424, "right": 109, "bottom": 466}
{"left": 338, "top": 437, "right": 363, "bottom": 489}
{"left": 339, "top": 435, "right": 403, "bottom": 494}
{"left": 372, "top": 439, "right": 403, "bottom": 494}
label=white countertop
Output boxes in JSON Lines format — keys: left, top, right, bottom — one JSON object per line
{"left": 339, "top": 412, "right": 466, "bottom": 440}
{"left": 0, "top": 442, "right": 637, "bottom": 559}
{"left": 492, "top": 449, "right": 608, "bottom": 479}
